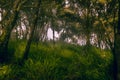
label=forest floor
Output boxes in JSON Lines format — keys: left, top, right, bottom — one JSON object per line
{"left": 0, "top": 41, "right": 113, "bottom": 80}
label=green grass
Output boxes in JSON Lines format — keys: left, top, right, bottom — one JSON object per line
{"left": 0, "top": 41, "right": 113, "bottom": 80}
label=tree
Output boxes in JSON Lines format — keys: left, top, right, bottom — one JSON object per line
{"left": 114, "top": 0, "right": 120, "bottom": 79}
{"left": 0, "top": 0, "right": 27, "bottom": 62}
{"left": 23, "top": 0, "right": 41, "bottom": 61}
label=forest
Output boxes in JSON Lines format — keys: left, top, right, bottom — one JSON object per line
{"left": 0, "top": 0, "right": 120, "bottom": 80}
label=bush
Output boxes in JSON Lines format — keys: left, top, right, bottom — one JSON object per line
{"left": 2, "top": 42, "right": 113, "bottom": 80}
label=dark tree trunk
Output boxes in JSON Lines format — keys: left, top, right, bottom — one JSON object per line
{"left": 85, "top": 4, "right": 91, "bottom": 46}
{"left": 114, "top": 0, "right": 120, "bottom": 79}
{"left": 114, "top": 34, "right": 120, "bottom": 80}
{"left": 23, "top": 0, "right": 41, "bottom": 61}
{"left": 117, "top": 1, "right": 120, "bottom": 79}
{"left": 0, "top": 0, "right": 27, "bottom": 63}
{"left": 0, "top": 11, "right": 19, "bottom": 63}
{"left": 52, "top": 22, "right": 55, "bottom": 44}
{"left": 118, "top": 0, "right": 120, "bottom": 34}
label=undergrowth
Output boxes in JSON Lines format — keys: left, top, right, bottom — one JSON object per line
{"left": 0, "top": 41, "right": 113, "bottom": 80}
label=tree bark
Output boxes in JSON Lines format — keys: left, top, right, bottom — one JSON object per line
{"left": 114, "top": 0, "right": 120, "bottom": 79}
{"left": 0, "top": 0, "right": 27, "bottom": 62}
{"left": 52, "top": 19, "right": 55, "bottom": 44}
{"left": 23, "top": 0, "right": 41, "bottom": 61}
{"left": 0, "top": 1, "right": 20, "bottom": 62}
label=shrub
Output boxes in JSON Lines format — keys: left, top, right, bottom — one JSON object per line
{"left": 2, "top": 41, "right": 113, "bottom": 80}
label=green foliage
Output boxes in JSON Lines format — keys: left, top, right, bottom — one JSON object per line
{"left": 8, "top": 40, "right": 27, "bottom": 62}
{"left": 14, "top": 41, "right": 26, "bottom": 61}
{"left": 1, "top": 41, "right": 113, "bottom": 80}
{"left": 0, "top": 65, "right": 11, "bottom": 79}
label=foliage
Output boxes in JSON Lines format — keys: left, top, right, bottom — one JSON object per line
{"left": 0, "top": 41, "right": 113, "bottom": 80}
{"left": 0, "top": 0, "right": 118, "bottom": 79}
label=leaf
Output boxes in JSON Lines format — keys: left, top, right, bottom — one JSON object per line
{"left": 98, "top": 0, "right": 106, "bottom": 4}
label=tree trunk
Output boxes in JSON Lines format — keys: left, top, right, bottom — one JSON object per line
{"left": 0, "top": 0, "right": 27, "bottom": 62}
{"left": 85, "top": 4, "right": 91, "bottom": 46}
{"left": 114, "top": 1, "right": 120, "bottom": 79}
{"left": 52, "top": 20, "right": 55, "bottom": 44}
{"left": 0, "top": 10, "right": 19, "bottom": 62}
{"left": 23, "top": 0, "right": 41, "bottom": 61}
{"left": 115, "top": 34, "right": 120, "bottom": 80}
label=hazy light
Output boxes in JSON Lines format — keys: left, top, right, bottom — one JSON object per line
{"left": 65, "top": 0, "right": 69, "bottom": 4}
{"left": 0, "top": 14, "right": 1, "bottom": 21}
{"left": 21, "top": 22, "right": 26, "bottom": 31}
{"left": 47, "top": 28, "right": 53, "bottom": 39}
{"left": 47, "top": 28, "right": 59, "bottom": 40}
{"left": 0, "top": 8, "right": 1, "bottom": 21}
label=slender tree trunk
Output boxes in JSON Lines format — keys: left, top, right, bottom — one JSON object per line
{"left": 52, "top": 21, "right": 55, "bottom": 44}
{"left": 86, "top": 4, "right": 91, "bottom": 46}
{"left": 117, "top": 0, "right": 120, "bottom": 34}
{"left": 23, "top": 0, "right": 41, "bottom": 61}
{"left": 112, "top": 3, "right": 118, "bottom": 80}
{"left": 86, "top": 19, "right": 90, "bottom": 46}
{"left": 115, "top": 34, "right": 120, "bottom": 80}
{"left": 114, "top": 0, "right": 120, "bottom": 79}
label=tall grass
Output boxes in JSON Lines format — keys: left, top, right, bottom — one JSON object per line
{"left": 0, "top": 41, "right": 113, "bottom": 80}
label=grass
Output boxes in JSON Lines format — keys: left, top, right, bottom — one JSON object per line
{"left": 0, "top": 41, "right": 113, "bottom": 80}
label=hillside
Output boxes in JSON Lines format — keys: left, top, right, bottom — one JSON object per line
{"left": 0, "top": 41, "right": 113, "bottom": 80}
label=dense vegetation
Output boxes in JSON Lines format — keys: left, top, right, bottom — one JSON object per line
{"left": 0, "top": 41, "right": 113, "bottom": 80}
{"left": 0, "top": 0, "right": 120, "bottom": 79}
